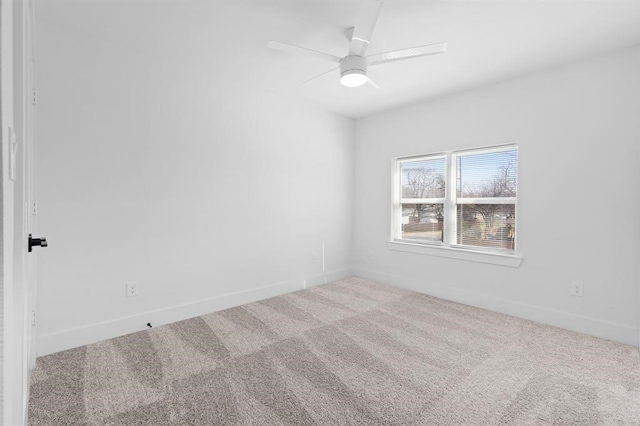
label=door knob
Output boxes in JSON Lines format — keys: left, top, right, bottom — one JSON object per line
{"left": 28, "top": 234, "right": 48, "bottom": 252}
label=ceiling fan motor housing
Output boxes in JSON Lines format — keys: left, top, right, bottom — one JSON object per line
{"left": 340, "top": 55, "right": 367, "bottom": 79}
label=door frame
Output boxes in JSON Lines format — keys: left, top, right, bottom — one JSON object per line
{"left": 1, "top": 0, "right": 19, "bottom": 422}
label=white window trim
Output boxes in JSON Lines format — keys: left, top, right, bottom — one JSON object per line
{"left": 387, "top": 241, "right": 523, "bottom": 267}
{"left": 391, "top": 144, "right": 521, "bottom": 267}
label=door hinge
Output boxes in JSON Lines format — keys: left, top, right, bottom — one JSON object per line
{"left": 32, "top": 199, "right": 38, "bottom": 215}
{"left": 31, "top": 310, "right": 37, "bottom": 326}
{"left": 32, "top": 89, "right": 37, "bottom": 105}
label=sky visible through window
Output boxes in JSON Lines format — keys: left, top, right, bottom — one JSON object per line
{"left": 401, "top": 158, "right": 445, "bottom": 189}
{"left": 457, "top": 150, "right": 517, "bottom": 197}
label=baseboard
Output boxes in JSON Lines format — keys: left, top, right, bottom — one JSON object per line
{"left": 354, "top": 267, "right": 639, "bottom": 347}
{"left": 303, "top": 268, "right": 354, "bottom": 289}
{"left": 38, "top": 268, "right": 353, "bottom": 356}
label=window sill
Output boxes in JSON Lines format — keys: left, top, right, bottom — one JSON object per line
{"left": 387, "top": 240, "right": 523, "bottom": 268}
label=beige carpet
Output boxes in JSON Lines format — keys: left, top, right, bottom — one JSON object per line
{"left": 28, "top": 277, "right": 640, "bottom": 425}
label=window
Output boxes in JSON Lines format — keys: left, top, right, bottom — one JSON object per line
{"left": 393, "top": 145, "right": 518, "bottom": 254}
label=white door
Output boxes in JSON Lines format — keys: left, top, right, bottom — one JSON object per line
{"left": 23, "top": 3, "right": 39, "bottom": 378}
{"left": 8, "top": 0, "right": 40, "bottom": 423}
{"left": 1, "top": 0, "right": 34, "bottom": 423}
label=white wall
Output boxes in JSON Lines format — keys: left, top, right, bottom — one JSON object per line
{"left": 35, "top": 21, "right": 354, "bottom": 355}
{"left": 354, "top": 46, "right": 640, "bottom": 346}
{"left": 34, "top": 12, "right": 640, "bottom": 355}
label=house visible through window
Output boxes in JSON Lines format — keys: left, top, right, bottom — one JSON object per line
{"left": 394, "top": 145, "right": 518, "bottom": 253}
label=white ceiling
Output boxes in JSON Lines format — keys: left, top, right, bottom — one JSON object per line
{"left": 37, "top": 0, "right": 640, "bottom": 118}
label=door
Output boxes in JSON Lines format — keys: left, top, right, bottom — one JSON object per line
{"left": 9, "top": 0, "right": 39, "bottom": 423}
{"left": 22, "top": 0, "right": 38, "bottom": 378}
{"left": 17, "top": 0, "right": 39, "bottom": 408}
{"left": 1, "top": 0, "right": 30, "bottom": 423}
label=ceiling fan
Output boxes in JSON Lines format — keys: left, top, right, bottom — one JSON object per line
{"left": 267, "top": 0, "right": 447, "bottom": 88}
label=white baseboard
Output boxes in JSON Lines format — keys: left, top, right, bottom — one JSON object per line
{"left": 303, "top": 268, "right": 354, "bottom": 289}
{"left": 40, "top": 266, "right": 632, "bottom": 355}
{"left": 354, "top": 267, "right": 639, "bottom": 347}
{"left": 38, "top": 268, "right": 353, "bottom": 356}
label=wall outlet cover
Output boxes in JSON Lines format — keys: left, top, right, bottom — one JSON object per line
{"left": 126, "top": 281, "right": 139, "bottom": 298}
{"left": 571, "top": 281, "right": 584, "bottom": 297}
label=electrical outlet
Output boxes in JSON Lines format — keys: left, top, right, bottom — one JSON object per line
{"left": 311, "top": 252, "right": 319, "bottom": 264}
{"left": 126, "top": 281, "right": 139, "bottom": 298}
{"left": 570, "top": 281, "right": 583, "bottom": 297}
{"left": 367, "top": 250, "right": 374, "bottom": 260}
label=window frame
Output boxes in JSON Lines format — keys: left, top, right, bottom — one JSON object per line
{"left": 394, "top": 153, "right": 447, "bottom": 245}
{"left": 391, "top": 144, "right": 521, "bottom": 265}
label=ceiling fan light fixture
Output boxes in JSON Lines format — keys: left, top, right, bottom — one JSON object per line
{"left": 340, "top": 55, "right": 368, "bottom": 87}
{"left": 340, "top": 70, "right": 368, "bottom": 87}
{"left": 267, "top": 0, "right": 447, "bottom": 89}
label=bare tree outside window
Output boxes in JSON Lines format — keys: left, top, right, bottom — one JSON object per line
{"left": 461, "top": 161, "right": 516, "bottom": 228}
{"left": 457, "top": 151, "right": 517, "bottom": 249}
{"left": 400, "top": 158, "right": 446, "bottom": 241}
{"left": 402, "top": 167, "right": 445, "bottom": 221}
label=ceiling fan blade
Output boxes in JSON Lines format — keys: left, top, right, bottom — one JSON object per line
{"left": 367, "top": 42, "right": 447, "bottom": 66}
{"left": 268, "top": 41, "right": 341, "bottom": 64}
{"left": 367, "top": 77, "right": 379, "bottom": 89}
{"left": 302, "top": 66, "right": 339, "bottom": 85}
{"left": 348, "top": 0, "right": 382, "bottom": 56}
